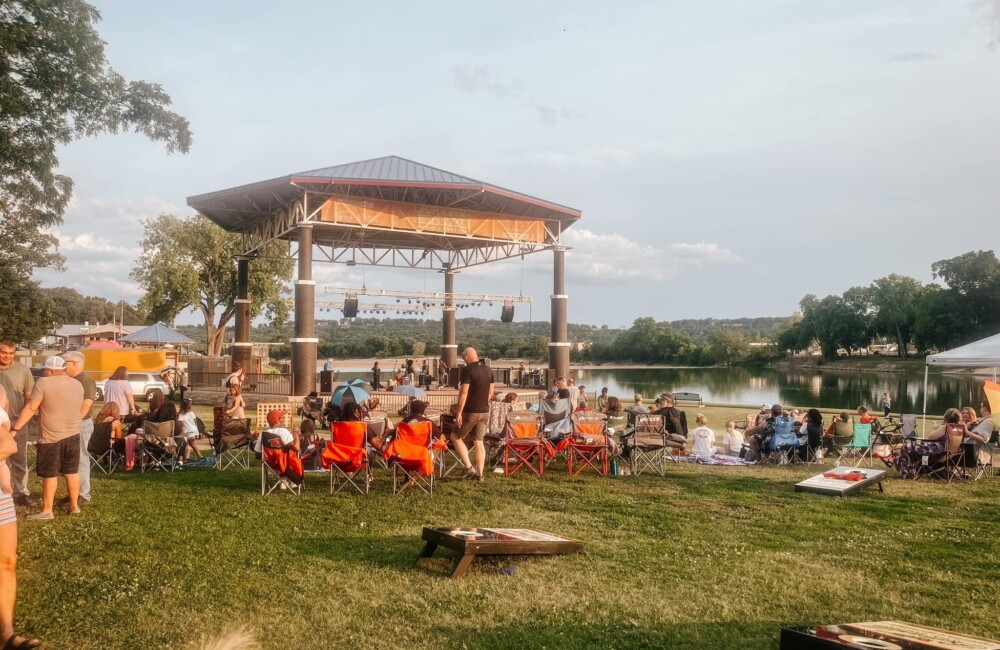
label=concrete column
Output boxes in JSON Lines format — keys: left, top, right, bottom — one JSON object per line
{"left": 441, "top": 269, "right": 457, "bottom": 371}
{"left": 291, "top": 224, "right": 318, "bottom": 396}
{"left": 549, "top": 246, "right": 570, "bottom": 380}
{"left": 233, "top": 257, "right": 252, "bottom": 373}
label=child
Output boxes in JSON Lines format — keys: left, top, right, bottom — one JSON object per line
{"left": 722, "top": 420, "right": 742, "bottom": 456}
{"left": 690, "top": 413, "right": 719, "bottom": 457}
{"left": 176, "top": 398, "right": 203, "bottom": 459}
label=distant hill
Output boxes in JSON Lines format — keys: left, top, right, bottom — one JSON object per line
{"left": 664, "top": 317, "right": 793, "bottom": 344}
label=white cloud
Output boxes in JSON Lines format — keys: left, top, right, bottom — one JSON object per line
{"left": 562, "top": 228, "right": 671, "bottom": 282}
{"left": 668, "top": 241, "right": 743, "bottom": 264}
{"left": 52, "top": 231, "right": 132, "bottom": 255}
{"left": 451, "top": 65, "right": 522, "bottom": 98}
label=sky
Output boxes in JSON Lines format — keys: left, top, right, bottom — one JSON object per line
{"left": 37, "top": 0, "right": 1000, "bottom": 329}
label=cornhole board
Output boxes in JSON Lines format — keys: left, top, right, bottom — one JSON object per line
{"left": 794, "top": 467, "right": 886, "bottom": 497}
{"left": 781, "top": 620, "right": 1000, "bottom": 649}
{"left": 416, "top": 527, "right": 583, "bottom": 578}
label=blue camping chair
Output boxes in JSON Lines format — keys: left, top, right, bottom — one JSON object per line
{"left": 767, "top": 416, "right": 800, "bottom": 465}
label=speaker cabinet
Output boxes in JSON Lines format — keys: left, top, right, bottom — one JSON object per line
{"left": 343, "top": 298, "right": 358, "bottom": 318}
{"left": 500, "top": 304, "right": 514, "bottom": 322}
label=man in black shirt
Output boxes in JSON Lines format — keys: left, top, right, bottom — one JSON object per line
{"left": 453, "top": 347, "right": 494, "bottom": 480}
{"left": 653, "top": 393, "right": 688, "bottom": 450}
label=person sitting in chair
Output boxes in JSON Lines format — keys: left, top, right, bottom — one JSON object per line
{"left": 340, "top": 402, "right": 384, "bottom": 452}
{"left": 300, "top": 391, "right": 324, "bottom": 427}
{"left": 744, "top": 404, "right": 783, "bottom": 462}
{"left": 253, "top": 410, "right": 299, "bottom": 456}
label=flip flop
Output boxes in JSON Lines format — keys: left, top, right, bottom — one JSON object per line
{"left": 3, "top": 634, "right": 41, "bottom": 649}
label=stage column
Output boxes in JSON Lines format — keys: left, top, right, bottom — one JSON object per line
{"left": 549, "top": 246, "right": 570, "bottom": 380}
{"left": 233, "top": 256, "right": 253, "bottom": 374}
{"left": 441, "top": 269, "right": 457, "bottom": 372}
{"left": 291, "top": 224, "right": 318, "bottom": 396}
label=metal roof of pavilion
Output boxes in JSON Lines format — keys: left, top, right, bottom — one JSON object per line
{"left": 120, "top": 322, "right": 195, "bottom": 345}
{"left": 186, "top": 155, "right": 581, "bottom": 235}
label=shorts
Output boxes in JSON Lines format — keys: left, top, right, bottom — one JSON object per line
{"left": 0, "top": 493, "right": 15, "bottom": 527}
{"left": 36, "top": 435, "right": 81, "bottom": 478}
{"left": 456, "top": 412, "right": 489, "bottom": 441}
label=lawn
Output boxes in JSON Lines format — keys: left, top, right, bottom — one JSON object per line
{"left": 14, "top": 434, "right": 1000, "bottom": 650}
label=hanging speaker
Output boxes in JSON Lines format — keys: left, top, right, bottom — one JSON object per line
{"left": 500, "top": 303, "right": 514, "bottom": 323}
{"left": 343, "top": 298, "right": 359, "bottom": 318}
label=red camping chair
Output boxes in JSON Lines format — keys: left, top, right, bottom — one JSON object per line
{"left": 383, "top": 420, "right": 435, "bottom": 494}
{"left": 260, "top": 431, "right": 303, "bottom": 496}
{"left": 566, "top": 412, "right": 610, "bottom": 477}
{"left": 323, "top": 421, "right": 371, "bottom": 494}
{"left": 503, "top": 410, "right": 552, "bottom": 478}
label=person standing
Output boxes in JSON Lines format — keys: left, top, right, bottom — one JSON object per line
{"left": 10, "top": 356, "right": 84, "bottom": 520}
{"left": 452, "top": 347, "right": 494, "bottom": 480}
{"left": 323, "top": 359, "right": 334, "bottom": 372}
{"left": 225, "top": 363, "right": 245, "bottom": 391}
{"left": 0, "top": 385, "right": 40, "bottom": 649}
{"left": 0, "top": 341, "right": 36, "bottom": 507}
{"left": 60, "top": 351, "right": 95, "bottom": 505}
{"left": 177, "top": 368, "right": 189, "bottom": 403}
{"left": 372, "top": 361, "right": 381, "bottom": 390}
{"left": 880, "top": 392, "right": 892, "bottom": 417}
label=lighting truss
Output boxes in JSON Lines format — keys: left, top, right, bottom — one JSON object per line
{"left": 322, "top": 286, "right": 533, "bottom": 303}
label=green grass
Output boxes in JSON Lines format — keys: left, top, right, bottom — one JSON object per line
{"left": 14, "top": 444, "right": 1000, "bottom": 649}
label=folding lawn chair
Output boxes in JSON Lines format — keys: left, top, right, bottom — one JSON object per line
{"left": 139, "top": 420, "right": 179, "bottom": 473}
{"left": 566, "top": 412, "right": 610, "bottom": 477}
{"left": 503, "top": 410, "right": 551, "bottom": 478}
{"left": 627, "top": 414, "right": 672, "bottom": 476}
{"left": 539, "top": 398, "right": 574, "bottom": 443}
{"left": 900, "top": 415, "right": 917, "bottom": 439}
{"left": 840, "top": 423, "right": 873, "bottom": 467}
{"left": 322, "top": 421, "right": 371, "bottom": 494}
{"left": 384, "top": 420, "right": 435, "bottom": 494}
{"left": 830, "top": 420, "right": 854, "bottom": 460}
{"left": 259, "top": 430, "right": 303, "bottom": 496}
{"left": 88, "top": 420, "right": 122, "bottom": 474}
{"left": 766, "top": 417, "right": 800, "bottom": 465}
{"left": 928, "top": 424, "right": 967, "bottom": 483}
{"left": 214, "top": 418, "right": 253, "bottom": 470}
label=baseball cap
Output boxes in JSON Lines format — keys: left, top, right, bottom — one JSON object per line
{"left": 761, "top": 403, "right": 771, "bottom": 411}
{"left": 266, "top": 409, "right": 288, "bottom": 426}
{"left": 44, "top": 356, "right": 66, "bottom": 370}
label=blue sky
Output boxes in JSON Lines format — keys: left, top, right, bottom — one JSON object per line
{"left": 38, "top": 0, "right": 1000, "bottom": 328}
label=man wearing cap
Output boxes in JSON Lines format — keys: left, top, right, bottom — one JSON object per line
{"left": 0, "top": 340, "right": 36, "bottom": 507}
{"left": 653, "top": 393, "right": 689, "bottom": 440}
{"left": 252, "top": 410, "right": 299, "bottom": 455}
{"left": 10, "top": 356, "right": 84, "bottom": 519}
{"left": 61, "top": 351, "right": 96, "bottom": 504}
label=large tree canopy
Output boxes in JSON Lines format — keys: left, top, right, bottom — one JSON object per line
{"left": 0, "top": 0, "right": 192, "bottom": 277}
{"left": 130, "top": 215, "right": 294, "bottom": 357}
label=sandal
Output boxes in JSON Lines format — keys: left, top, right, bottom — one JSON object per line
{"left": 3, "top": 634, "right": 41, "bottom": 649}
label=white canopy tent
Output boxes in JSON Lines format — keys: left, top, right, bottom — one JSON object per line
{"left": 922, "top": 332, "right": 1000, "bottom": 432}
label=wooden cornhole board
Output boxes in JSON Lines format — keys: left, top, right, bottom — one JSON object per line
{"left": 781, "top": 620, "right": 1000, "bottom": 649}
{"left": 416, "top": 527, "right": 583, "bottom": 578}
{"left": 795, "top": 467, "right": 886, "bottom": 497}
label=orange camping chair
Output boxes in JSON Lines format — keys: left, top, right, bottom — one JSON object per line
{"left": 503, "top": 410, "right": 551, "bottom": 477}
{"left": 566, "top": 412, "right": 610, "bottom": 477}
{"left": 323, "top": 421, "right": 371, "bottom": 494}
{"left": 259, "top": 431, "right": 303, "bottom": 496}
{"left": 383, "top": 420, "right": 435, "bottom": 494}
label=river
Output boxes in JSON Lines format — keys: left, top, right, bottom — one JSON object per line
{"left": 573, "top": 367, "right": 985, "bottom": 414}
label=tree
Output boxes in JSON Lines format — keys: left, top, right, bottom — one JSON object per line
{"left": 931, "top": 250, "right": 1000, "bottom": 334}
{"left": 706, "top": 328, "right": 750, "bottom": 366}
{"left": 799, "top": 294, "right": 868, "bottom": 360}
{"left": 0, "top": 265, "right": 53, "bottom": 343}
{"left": 39, "top": 287, "right": 146, "bottom": 327}
{"left": 130, "top": 215, "right": 293, "bottom": 356}
{"left": 0, "top": 0, "right": 191, "bottom": 280}
{"left": 867, "top": 274, "right": 923, "bottom": 359}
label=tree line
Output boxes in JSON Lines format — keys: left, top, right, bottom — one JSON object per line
{"left": 774, "top": 250, "right": 1000, "bottom": 360}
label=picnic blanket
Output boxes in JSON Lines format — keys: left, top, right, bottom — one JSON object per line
{"left": 675, "top": 454, "right": 752, "bottom": 466}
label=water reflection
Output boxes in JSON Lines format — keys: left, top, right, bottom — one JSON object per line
{"left": 575, "top": 368, "right": 984, "bottom": 414}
